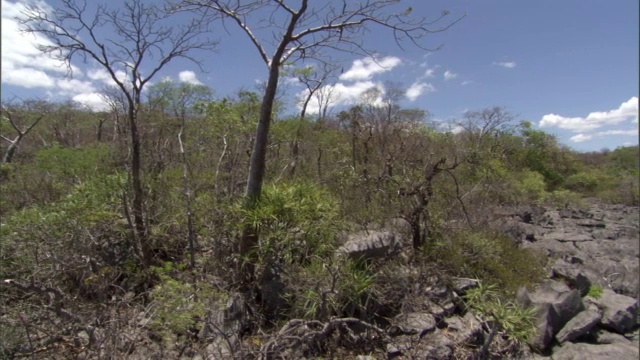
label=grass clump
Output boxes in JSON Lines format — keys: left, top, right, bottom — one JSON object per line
{"left": 464, "top": 282, "right": 537, "bottom": 345}
{"left": 587, "top": 285, "right": 604, "bottom": 299}
{"left": 428, "top": 229, "right": 546, "bottom": 295}
{"left": 285, "top": 257, "right": 376, "bottom": 321}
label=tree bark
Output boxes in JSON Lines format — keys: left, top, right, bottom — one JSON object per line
{"left": 128, "top": 105, "right": 151, "bottom": 267}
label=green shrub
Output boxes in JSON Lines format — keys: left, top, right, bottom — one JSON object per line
{"left": 428, "top": 230, "right": 546, "bottom": 294}
{"left": 587, "top": 285, "right": 604, "bottom": 299}
{"left": 464, "top": 282, "right": 537, "bottom": 343}
{"left": 0, "top": 144, "right": 114, "bottom": 215}
{"left": 150, "top": 270, "right": 221, "bottom": 336}
{"left": 508, "top": 170, "right": 548, "bottom": 205}
{"left": 34, "top": 143, "right": 112, "bottom": 182}
{"left": 564, "top": 171, "right": 611, "bottom": 196}
{"left": 544, "top": 189, "right": 585, "bottom": 208}
{"left": 0, "top": 174, "right": 127, "bottom": 286}
{"left": 237, "top": 182, "right": 342, "bottom": 264}
{"left": 285, "top": 257, "right": 376, "bottom": 320}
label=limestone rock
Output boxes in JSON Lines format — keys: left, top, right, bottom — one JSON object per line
{"left": 555, "top": 310, "right": 601, "bottom": 343}
{"left": 516, "top": 280, "right": 584, "bottom": 350}
{"left": 552, "top": 342, "right": 639, "bottom": 360}
{"left": 593, "top": 289, "right": 638, "bottom": 333}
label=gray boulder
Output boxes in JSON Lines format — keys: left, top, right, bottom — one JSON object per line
{"left": 337, "top": 230, "right": 402, "bottom": 260}
{"left": 551, "top": 259, "right": 592, "bottom": 296}
{"left": 552, "top": 342, "right": 639, "bottom": 360}
{"left": 445, "top": 313, "right": 483, "bottom": 345}
{"left": 517, "top": 280, "right": 584, "bottom": 350}
{"left": 555, "top": 310, "right": 602, "bottom": 343}
{"left": 595, "top": 329, "right": 634, "bottom": 345}
{"left": 592, "top": 289, "right": 638, "bottom": 333}
{"left": 198, "top": 293, "right": 249, "bottom": 358}
{"left": 400, "top": 312, "right": 436, "bottom": 336}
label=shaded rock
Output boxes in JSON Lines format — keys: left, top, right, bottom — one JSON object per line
{"left": 356, "top": 356, "right": 376, "bottom": 360}
{"left": 595, "top": 329, "right": 633, "bottom": 345}
{"left": 198, "top": 293, "right": 249, "bottom": 358}
{"left": 575, "top": 219, "right": 606, "bottom": 228}
{"left": 420, "top": 330, "right": 455, "bottom": 360}
{"left": 445, "top": 313, "right": 483, "bottom": 345}
{"left": 423, "top": 344, "right": 453, "bottom": 360}
{"left": 425, "top": 284, "right": 451, "bottom": 301}
{"left": 337, "top": 230, "right": 403, "bottom": 260}
{"left": 452, "top": 277, "right": 479, "bottom": 296}
{"left": 555, "top": 310, "right": 601, "bottom": 343}
{"left": 516, "top": 280, "right": 584, "bottom": 350}
{"left": 424, "top": 299, "right": 446, "bottom": 320}
{"left": 402, "top": 312, "right": 436, "bottom": 336}
{"left": 543, "top": 231, "right": 593, "bottom": 242}
{"left": 440, "top": 300, "right": 457, "bottom": 317}
{"left": 551, "top": 259, "right": 592, "bottom": 296}
{"left": 552, "top": 342, "right": 639, "bottom": 360}
{"left": 593, "top": 289, "right": 638, "bottom": 333}
{"left": 259, "top": 262, "right": 287, "bottom": 321}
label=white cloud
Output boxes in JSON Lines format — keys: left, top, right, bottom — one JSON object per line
{"left": 1, "top": 66, "right": 56, "bottom": 88}
{"left": 88, "top": 68, "right": 112, "bottom": 82}
{"left": 339, "top": 56, "right": 402, "bottom": 81}
{"left": 405, "top": 82, "right": 435, "bottom": 101}
{"left": 540, "top": 97, "right": 639, "bottom": 132}
{"left": 596, "top": 129, "right": 639, "bottom": 136}
{"left": 178, "top": 70, "right": 203, "bottom": 85}
{"left": 57, "top": 78, "right": 96, "bottom": 94}
{"left": 569, "top": 128, "right": 638, "bottom": 143}
{"left": 424, "top": 68, "right": 436, "bottom": 78}
{"left": 87, "top": 68, "right": 129, "bottom": 88}
{"left": 298, "top": 81, "right": 384, "bottom": 114}
{"left": 494, "top": 61, "right": 517, "bottom": 68}
{"left": 569, "top": 134, "right": 593, "bottom": 143}
{"left": 1, "top": 0, "right": 80, "bottom": 89}
{"left": 443, "top": 70, "right": 458, "bottom": 81}
{"left": 450, "top": 125, "right": 465, "bottom": 134}
{"left": 461, "top": 80, "right": 473, "bottom": 86}
{"left": 72, "top": 93, "right": 109, "bottom": 112}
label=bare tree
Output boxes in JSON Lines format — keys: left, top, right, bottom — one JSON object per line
{"left": 21, "top": 0, "right": 218, "bottom": 267}
{"left": 294, "top": 63, "right": 339, "bottom": 121}
{"left": 178, "top": 0, "right": 462, "bottom": 284}
{"left": 456, "top": 106, "right": 515, "bottom": 148}
{"left": 287, "top": 63, "right": 338, "bottom": 177}
{"left": 1, "top": 100, "right": 50, "bottom": 164}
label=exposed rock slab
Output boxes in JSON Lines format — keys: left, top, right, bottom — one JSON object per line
{"left": 555, "top": 310, "right": 601, "bottom": 343}
{"left": 591, "top": 289, "right": 639, "bottom": 333}
{"left": 517, "top": 280, "right": 584, "bottom": 350}
{"left": 552, "top": 342, "right": 639, "bottom": 360}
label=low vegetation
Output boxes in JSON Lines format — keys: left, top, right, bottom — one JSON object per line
{"left": 1, "top": 88, "right": 638, "bottom": 358}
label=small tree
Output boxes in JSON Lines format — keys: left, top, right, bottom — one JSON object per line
{"left": 21, "top": 0, "right": 218, "bottom": 267}
{"left": 1, "top": 100, "right": 49, "bottom": 164}
{"left": 177, "top": 0, "right": 463, "bottom": 283}
{"left": 147, "top": 80, "right": 213, "bottom": 270}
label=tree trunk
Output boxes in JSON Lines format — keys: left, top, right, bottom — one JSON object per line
{"left": 239, "top": 63, "right": 280, "bottom": 285}
{"left": 128, "top": 104, "right": 151, "bottom": 267}
{"left": 245, "top": 64, "right": 280, "bottom": 202}
{"left": 2, "top": 139, "right": 19, "bottom": 164}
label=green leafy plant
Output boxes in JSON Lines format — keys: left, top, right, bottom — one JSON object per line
{"left": 465, "top": 282, "right": 537, "bottom": 349}
{"left": 236, "top": 182, "right": 342, "bottom": 264}
{"left": 286, "top": 257, "right": 376, "bottom": 320}
{"left": 150, "top": 271, "right": 221, "bottom": 336}
{"left": 428, "top": 230, "right": 546, "bottom": 294}
{"left": 587, "top": 285, "right": 604, "bottom": 299}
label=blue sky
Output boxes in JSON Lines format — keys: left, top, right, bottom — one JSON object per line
{"left": 2, "top": 0, "right": 638, "bottom": 151}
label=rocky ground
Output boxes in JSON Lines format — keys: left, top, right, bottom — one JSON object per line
{"left": 23, "top": 203, "right": 638, "bottom": 359}
{"left": 198, "top": 203, "right": 639, "bottom": 359}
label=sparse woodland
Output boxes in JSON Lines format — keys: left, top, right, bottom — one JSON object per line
{"left": 1, "top": 1, "right": 639, "bottom": 359}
